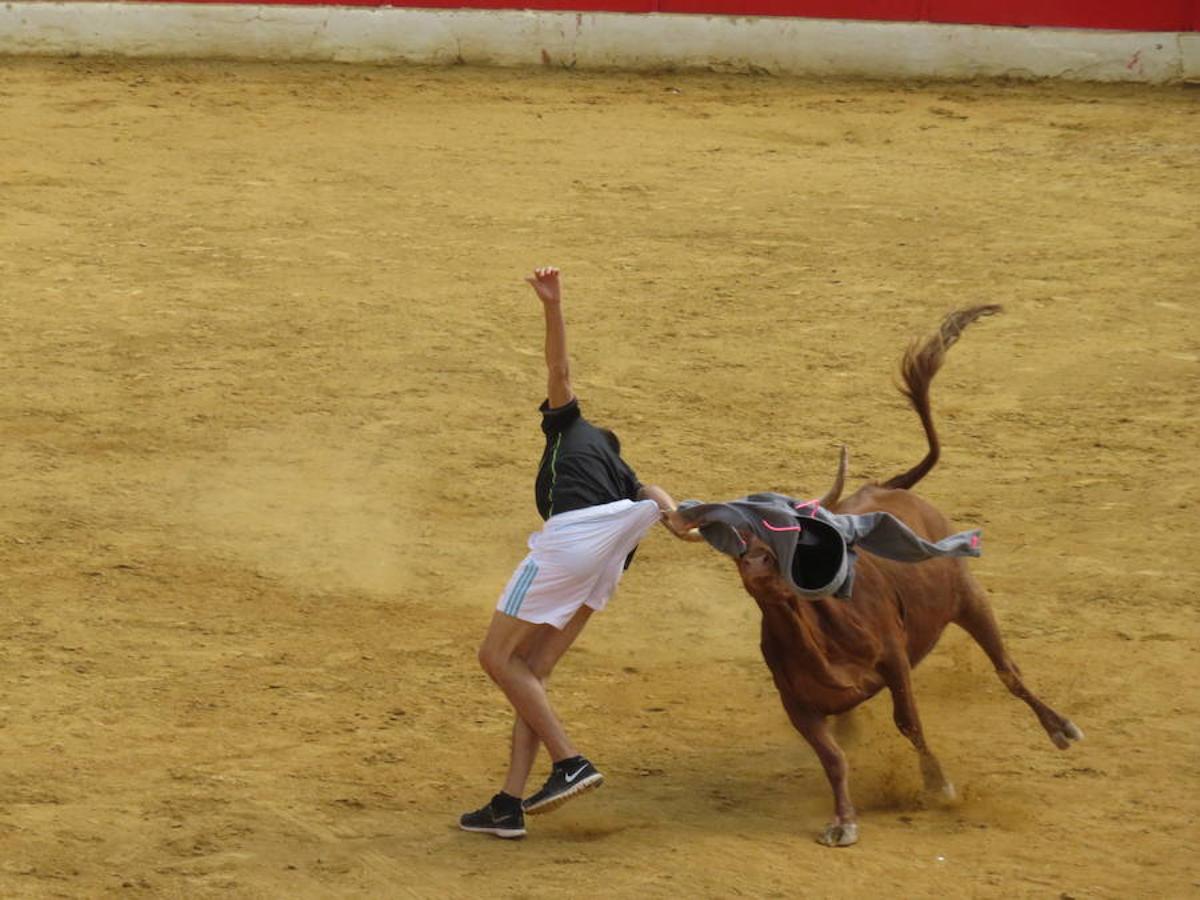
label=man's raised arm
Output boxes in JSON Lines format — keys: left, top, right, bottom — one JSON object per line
{"left": 526, "top": 266, "right": 575, "bottom": 410}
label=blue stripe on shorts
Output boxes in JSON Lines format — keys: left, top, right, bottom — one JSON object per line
{"left": 504, "top": 561, "right": 539, "bottom": 617}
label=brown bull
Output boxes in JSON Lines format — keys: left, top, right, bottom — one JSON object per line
{"left": 679, "top": 306, "right": 1082, "bottom": 846}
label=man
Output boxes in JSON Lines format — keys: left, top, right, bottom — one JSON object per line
{"left": 460, "top": 266, "right": 694, "bottom": 839}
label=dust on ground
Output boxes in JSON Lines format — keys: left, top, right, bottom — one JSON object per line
{"left": 2, "top": 57, "right": 1198, "bottom": 898}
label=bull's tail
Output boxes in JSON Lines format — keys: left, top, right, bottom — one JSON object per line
{"left": 881, "top": 304, "right": 1003, "bottom": 491}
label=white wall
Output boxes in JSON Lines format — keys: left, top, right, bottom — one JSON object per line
{"left": 1, "top": 3, "right": 1197, "bottom": 83}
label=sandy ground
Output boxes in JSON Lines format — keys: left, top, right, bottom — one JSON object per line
{"left": 1, "top": 56, "right": 1198, "bottom": 898}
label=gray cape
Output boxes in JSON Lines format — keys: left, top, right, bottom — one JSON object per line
{"left": 677, "top": 493, "right": 981, "bottom": 599}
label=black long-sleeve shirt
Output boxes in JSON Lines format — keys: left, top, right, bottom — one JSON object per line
{"left": 535, "top": 398, "right": 641, "bottom": 521}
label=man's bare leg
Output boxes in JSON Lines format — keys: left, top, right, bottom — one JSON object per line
{"left": 502, "top": 606, "right": 594, "bottom": 797}
{"left": 477, "top": 610, "right": 581, "bottom": 762}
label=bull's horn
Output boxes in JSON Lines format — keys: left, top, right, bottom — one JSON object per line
{"left": 817, "top": 445, "right": 848, "bottom": 509}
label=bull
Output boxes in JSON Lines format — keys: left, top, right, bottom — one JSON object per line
{"left": 673, "top": 306, "right": 1083, "bottom": 846}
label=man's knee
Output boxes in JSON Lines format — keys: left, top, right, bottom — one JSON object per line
{"left": 478, "top": 642, "right": 508, "bottom": 682}
{"left": 525, "top": 651, "right": 553, "bottom": 683}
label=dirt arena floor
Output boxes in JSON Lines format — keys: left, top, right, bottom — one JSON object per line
{"left": 2, "top": 55, "right": 1198, "bottom": 898}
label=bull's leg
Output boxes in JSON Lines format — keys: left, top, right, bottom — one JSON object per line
{"left": 881, "top": 656, "right": 956, "bottom": 802}
{"left": 780, "top": 698, "right": 858, "bottom": 847}
{"left": 955, "top": 583, "right": 1084, "bottom": 750}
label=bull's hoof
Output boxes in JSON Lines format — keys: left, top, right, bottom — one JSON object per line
{"left": 919, "top": 763, "right": 957, "bottom": 805}
{"left": 816, "top": 822, "right": 858, "bottom": 847}
{"left": 1051, "top": 720, "right": 1085, "bottom": 750}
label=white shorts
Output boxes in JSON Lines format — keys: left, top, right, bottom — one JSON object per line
{"left": 496, "top": 498, "right": 662, "bottom": 630}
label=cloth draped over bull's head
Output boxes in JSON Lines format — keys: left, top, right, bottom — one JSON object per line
{"left": 677, "top": 493, "right": 982, "bottom": 600}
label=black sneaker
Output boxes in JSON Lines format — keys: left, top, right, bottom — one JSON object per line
{"left": 523, "top": 758, "right": 604, "bottom": 815}
{"left": 459, "top": 794, "right": 526, "bottom": 839}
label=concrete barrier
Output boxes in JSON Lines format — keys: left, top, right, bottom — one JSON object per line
{"left": 1, "top": 2, "right": 1197, "bottom": 83}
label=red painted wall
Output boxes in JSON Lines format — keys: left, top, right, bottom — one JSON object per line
{"left": 143, "top": 0, "right": 1200, "bottom": 32}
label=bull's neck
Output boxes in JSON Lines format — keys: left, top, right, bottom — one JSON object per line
{"left": 754, "top": 585, "right": 878, "bottom": 678}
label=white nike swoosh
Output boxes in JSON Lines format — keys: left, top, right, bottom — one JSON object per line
{"left": 564, "top": 765, "right": 589, "bottom": 783}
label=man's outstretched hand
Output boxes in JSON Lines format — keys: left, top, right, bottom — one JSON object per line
{"left": 664, "top": 508, "right": 707, "bottom": 542}
{"left": 526, "top": 266, "right": 562, "bottom": 305}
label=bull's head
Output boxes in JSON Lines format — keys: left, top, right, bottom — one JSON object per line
{"left": 736, "top": 533, "right": 813, "bottom": 606}
{"left": 674, "top": 447, "right": 854, "bottom": 603}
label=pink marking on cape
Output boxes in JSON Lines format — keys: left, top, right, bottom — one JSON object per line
{"left": 762, "top": 519, "right": 804, "bottom": 533}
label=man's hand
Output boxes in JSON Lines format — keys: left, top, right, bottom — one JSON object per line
{"left": 526, "top": 266, "right": 562, "bottom": 305}
{"left": 639, "top": 485, "right": 707, "bottom": 543}
{"left": 664, "top": 508, "right": 706, "bottom": 542}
